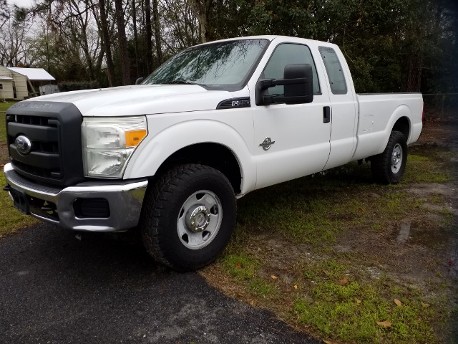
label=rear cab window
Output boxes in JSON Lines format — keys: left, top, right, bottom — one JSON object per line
{"left": 319, "top": 46, "right": 347, "bottom": 94}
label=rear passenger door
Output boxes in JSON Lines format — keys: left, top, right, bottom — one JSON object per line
{"left": 318, "top": 46, "right": 358, "bottom": 169}
{"left": 251, "top": 42, "right": 332, "bottom": 189}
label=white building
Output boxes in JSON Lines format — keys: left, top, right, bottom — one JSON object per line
{"left": 0, "top": 66, "right": 57, "bottom": 100}
{"left": 0, "top": 75, "right": 14, "bottom": 100}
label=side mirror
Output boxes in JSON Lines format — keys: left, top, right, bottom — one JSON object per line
{"left": 283, "top": 64, "right": 313, "bottom": 104}
{"left": 135, "top": 77, "right": 144, "bottom": 85}
{"left": 255, "top": 64, "right": 314, "bottom": 106}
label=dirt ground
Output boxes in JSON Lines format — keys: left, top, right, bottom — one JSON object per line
{"left": 415, "top": 120, "right": 458, "bottom": 277}
{"left": 0, "top": 142, "right": 8, "bottom": 167}
{"left": 418, "top": 119, "right": 458, "bottom": 341}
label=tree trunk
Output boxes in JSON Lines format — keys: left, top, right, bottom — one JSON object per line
{"left": 132, "top": 0, "right": 139, "bottom": 77}
{"left": 144, "top": 0, "right": 153, "bottom": 73}
{"left": 152, "top": 0, "right": 162, "bottom": 65}
{"left": 190, "top": 0, "right": 209, "bottom": 43}
{"left": 114, "top": 0, "right": 131, "bottom": 85}
{"left": 97, "top": 0, "right": 115, "bottom": 86}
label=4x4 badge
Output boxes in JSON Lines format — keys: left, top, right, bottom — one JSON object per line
{"left": 259, "top": 137, "right": 275, "bottom": 151}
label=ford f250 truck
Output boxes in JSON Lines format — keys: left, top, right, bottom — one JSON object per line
{"left": 4, "top": 36, "right": 423, "bottom": 270}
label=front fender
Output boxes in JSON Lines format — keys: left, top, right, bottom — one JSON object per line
{"left": 123, "top": 119, "right": 256, "bottom": 194}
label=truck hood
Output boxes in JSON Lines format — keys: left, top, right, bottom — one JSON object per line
{"left": 30, "top": 85, "right": 244, "bottom": 116}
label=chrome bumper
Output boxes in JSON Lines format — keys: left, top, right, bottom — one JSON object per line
{"left": 3, "top": 163, "right": 148, "bottom": 232}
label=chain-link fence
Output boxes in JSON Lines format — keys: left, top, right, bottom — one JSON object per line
{"left": 423, "top": 93, "right": 458, "bottom": 121}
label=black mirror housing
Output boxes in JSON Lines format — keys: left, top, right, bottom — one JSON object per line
{"left": 255, "top": 64, "right": 314, "bottom": 106}
{"left": 283, "top": 64, "right": 313, "bottom": 104}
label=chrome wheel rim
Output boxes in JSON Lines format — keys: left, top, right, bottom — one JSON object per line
{"left": 177, "top": 190, "right": 222, "bottom": 250}
{"left": 391, "top": 143, "right": 403, "bottom": 173}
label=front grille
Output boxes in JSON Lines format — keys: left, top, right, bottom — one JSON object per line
{"left": 7, "top": 114, "right": 62, "bottom": 180}
{"left": 14, "top": 114, "right": 56, "bottom": 126}
{"left": 6, "top": 101, "right": 84, "bottom": 187}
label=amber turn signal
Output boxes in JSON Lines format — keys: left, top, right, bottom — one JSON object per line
{"left": 125, "top": 129, "right": 147, "bottom": 147}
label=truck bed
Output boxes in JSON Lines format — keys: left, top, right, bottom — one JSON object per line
{"left": 352, "top": 93, "right": 423, "bottom": 160}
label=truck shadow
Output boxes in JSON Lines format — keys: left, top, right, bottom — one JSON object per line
{"left": 38, "top": 224, "right": 169, "bottom": 278}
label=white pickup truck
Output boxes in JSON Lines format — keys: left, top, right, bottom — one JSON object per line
{"left": 4, "top": 36, "right": 423, "bottom": 270}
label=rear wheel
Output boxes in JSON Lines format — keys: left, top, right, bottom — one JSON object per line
{"left": 140, "top": 164, "right": 236, "bottom": 271}
{"left": 371, "top": 130, "right": 407, "bottom": 184}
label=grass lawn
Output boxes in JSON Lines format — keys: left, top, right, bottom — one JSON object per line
{"left": 0, "top": 101, "right": 15, "bottom": 112}
{"left": 202, "top": 141, "right": 456, "bottom": 344}
{"left": 0, "top": 101, "right": 37, "bottom": 237}
{"left": 0, "top": 173, "right": 36, "bottom": 237}
{"left": 0, "top": 101, "right": 15, "bottom": 142}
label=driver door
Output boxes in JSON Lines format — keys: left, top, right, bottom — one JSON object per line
{"left": 252, "top": 43, "right": 332, "bottom": 189}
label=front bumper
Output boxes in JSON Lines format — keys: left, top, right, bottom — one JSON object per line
{"left": 4, "top": 163, "right": 148, "bottom": 232}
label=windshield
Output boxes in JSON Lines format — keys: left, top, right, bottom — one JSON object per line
{"left": 142, "top": 39, "right": 269, "bottom": 91}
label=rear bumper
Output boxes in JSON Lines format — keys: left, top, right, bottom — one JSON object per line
{"left": 4, "top": 163, "right": 148, "bottom": 232}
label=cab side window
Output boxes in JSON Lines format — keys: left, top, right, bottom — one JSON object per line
{"left": 319, "top": 46, "right": 347, "bottom": 94}
{"left": 262, "top": 43, "right": 320, "bottom": 96}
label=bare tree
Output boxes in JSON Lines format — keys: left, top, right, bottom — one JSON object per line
{"left": 152, "top": 0, "right": 162, "bottom": 64}
{"left": 144, "top": 0, "right": 153, "bottom": 74}
{"left": 161, "top": 0, "right": 200, "bottom": 51}
{"left": 0, "top": 8, "right": 32, "bottom": 66}
{"left": 114, "top": 0, "right": 131, "bottom": 84}
{"left": 189, "top": 0, "right": 213, "bottom": 42}
{"left": 93, "top": 0, "right": 115, "bottom": 86}
{"left": 0, "top": 0, "right": 9, "bottom": 30}
{"left": 45, "top": 0, "right": 100, "bottom": 80}
{"left": 132, "top": 0, "right": 139, "bottom": 76}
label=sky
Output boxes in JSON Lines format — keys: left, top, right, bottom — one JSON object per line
{"left": 9, "top": 0, "right": 34, "bottom": 8}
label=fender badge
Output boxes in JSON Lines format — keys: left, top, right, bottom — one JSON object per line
{"left": 259, "top": 137, "right": 275, "bottom": 151}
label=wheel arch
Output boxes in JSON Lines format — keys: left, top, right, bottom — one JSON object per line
{"left": 155, "top": 143, "right": 242, "bottom": 194}
{"left": 391, "top": 116, "right": 410, "bottom": 141}
{"left": 376, "top": 106, "right": 412, "bottom": 154}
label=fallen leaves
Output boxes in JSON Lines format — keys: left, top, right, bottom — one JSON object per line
{"left": 375, "top": 300, "right": 402, "bottom": 328}
{"left": 323, "top": 340, "right": 338, "bottom": 344}
{"left": 377, "top": 320, "right": 392, "bottom": 328}
{"left": 355, "top": 298, "right": 362, "bottom": 305}
{"left": 338, "top": 277, "right": 349, "bottom": 286}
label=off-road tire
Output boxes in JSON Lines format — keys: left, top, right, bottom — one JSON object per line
{"left": 371, "top": 130, "right": 407, "bottom": 184}
{"left": 140, "top": 164, "right": 236, "bottom": 271}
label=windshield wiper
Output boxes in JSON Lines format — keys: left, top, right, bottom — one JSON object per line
{"left": 167, "top": 79, "right": 200, "bottom": 85}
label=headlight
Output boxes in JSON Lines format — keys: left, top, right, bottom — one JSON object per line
{"left": 82, "top": 116, "right": 148, "bottom": 178}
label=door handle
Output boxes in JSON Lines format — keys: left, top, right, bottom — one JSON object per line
{"left": 323, "top": 106, "right": 331, "bottom": 123}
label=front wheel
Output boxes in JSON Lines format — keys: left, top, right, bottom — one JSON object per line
{"left": 371, "top": 130, "right": 408, "bottom": 184}
{"left": 140, "top": 164, "right": 236, "bottom": 271}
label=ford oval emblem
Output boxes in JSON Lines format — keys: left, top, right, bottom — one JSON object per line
{"left": 15, "top": 135, "right": 32, "bottom": 155}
